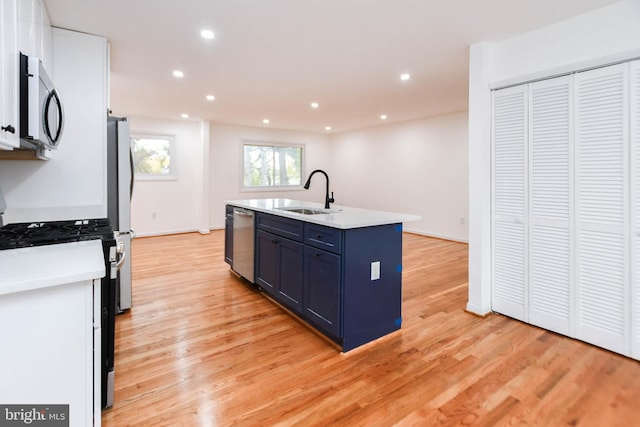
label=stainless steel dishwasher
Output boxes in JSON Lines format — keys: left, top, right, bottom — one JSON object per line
{"left": 232, "top": 207, "right": 255, "bottom": 282}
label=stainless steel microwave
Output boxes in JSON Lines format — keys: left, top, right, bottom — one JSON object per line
{"left": 19, "top": 52, "right": 64, "bottom": 150}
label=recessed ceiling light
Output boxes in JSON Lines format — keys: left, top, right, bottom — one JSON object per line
{"left": 206, "top": 95, "right": 215, "bottom": 101}
{"left": 311, "top": 102, "right": 319, "bottom": 109}
{"left": 181, "top": 113, "right": 189, "bottom": 119}
{"left": 380, "top": 114, "right": 387, "bottom": 120}
{"left": 263, "top": 119, "right": 270, "bottom": 124}
{"left": 400, "top": 73, "right": 410, "bottom": 81}
{"left": 201, "top": 29, "right": 215, "bottom": 39}
{"left": 325, "top": 126, "right": 331, "bottom": 131}
{"left": 173, "top": 70, "right": 184, "bottom": 78}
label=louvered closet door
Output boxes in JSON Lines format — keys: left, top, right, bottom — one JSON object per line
{"left": 492, "top": 85, "right": 527, "bottom": 321}
{"left": 575, "top": 63, "right": 630, "bottom": 354}
{"left": 631, "top": 60, "right": 640, "bottom": 359}
{"left": 528, "top": 77, "right": 573, "bottom": 336}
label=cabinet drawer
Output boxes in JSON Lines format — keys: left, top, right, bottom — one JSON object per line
{"left": 304, "top": 223, "right": 342, "bottom": 254}
{"left": 256, "top": 212, "right": 303, "bottom": 242}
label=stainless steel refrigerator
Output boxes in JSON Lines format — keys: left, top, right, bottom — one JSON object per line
{"left": 107, "top": 115, "right": 133, "bottom": 312}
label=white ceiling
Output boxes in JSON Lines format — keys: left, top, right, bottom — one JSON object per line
{"left": 43, "top": 0, "right": 620, "bottom": 134}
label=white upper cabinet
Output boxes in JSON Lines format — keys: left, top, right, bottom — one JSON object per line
{"left": 18, "top": 0, "right": 36, "bottom": 57}
{"left": 18, "top": 0, "right": 51, "bottom": 67}
{"left": 0, "top": 0, "right": 19, "bottom": 149}
{"left": 40, "top": 2, "right": 52, "bottom": 73}
{"left": 0, "top": 0, "right": 52, "bottom": 151}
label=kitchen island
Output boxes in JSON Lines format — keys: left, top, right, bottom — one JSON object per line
{"left": 225, "top": 199, "right": 419, "bottom": 352}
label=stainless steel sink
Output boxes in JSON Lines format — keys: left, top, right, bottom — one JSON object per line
{"left": 277, "top": 207, "right": 339, "bottom": 215}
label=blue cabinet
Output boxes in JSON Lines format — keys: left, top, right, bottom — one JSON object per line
{"left": 255, "top": 214, "right": 304, "bottom": 312}
{"left": 304, "top": 223, "right": 342, "bottom": 254}
{"left": 303, "top": 246, "right": 341, "bottom": 339}
{"left": 255, "top": 229, "right": 278, "bottom": 295}
{"left": 256, "top": 229, "right": 304, "bottom": 312}
{"left": 341, "top": 224, "right": 403, "bottom": 351}
{"left": 230, "top": 207, "right": 404, "bottom": 352}
{"left": 278, "top": 238, "right": 304, "bottom": 311}
{"left": 224, "top": 205, "right": 233, "bottom": 265}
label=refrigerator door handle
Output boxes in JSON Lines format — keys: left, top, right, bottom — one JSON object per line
{"left": 129, "top": 146, "right": 134, "bottom": 200}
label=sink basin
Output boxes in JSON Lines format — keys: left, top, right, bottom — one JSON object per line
{"left": 277, "top": 207, "right": 339, "bottom": 215}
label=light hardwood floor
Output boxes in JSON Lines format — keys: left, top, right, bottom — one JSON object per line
{"left": 102, "top": 231, "right": 640, "bottom": 426}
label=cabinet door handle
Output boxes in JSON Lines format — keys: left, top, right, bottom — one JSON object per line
{"left": 272, "top": 239, "right": 279, "bottom": 244}
{"left": 1, "top": 125, "right": 15, "bottom": 134}
{"left": 316, "top": 234, "right": 322, "bottom": 239}
{"left": 315, "top": 252, "right": 322, "bottom": 257}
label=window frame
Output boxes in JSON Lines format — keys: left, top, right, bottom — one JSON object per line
{"left": 240, "top": 140, "right": 305, "bottom": 192}
{"left": 131, "top": 133, "right": 177, "bottom": 181}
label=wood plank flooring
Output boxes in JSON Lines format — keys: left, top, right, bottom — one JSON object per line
{"left": 101, "top": 231, "right": 640, "bottom": 426}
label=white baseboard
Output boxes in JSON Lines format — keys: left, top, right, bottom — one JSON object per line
{"left": 403, "top": 228, "right": 469, "bottom": 244}
{"left": 133, "top": 227, "right": 199, "bottom": 238}
{"left": 465, "top": 302, "right": 492, "bottom": 317}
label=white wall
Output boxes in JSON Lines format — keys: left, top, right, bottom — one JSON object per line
{"left": 330, "top": 112, "right": 469, "bottom": 242}
{"left": 0, "top": 28, "right": 107, "bottom": 223}
{"left": 129, "top": 116, "right": 207, "bottom": 237}
{"left": 467, "top": 0, "right": 640, "bottom": 315}
{"left": 491, "top": 0, "right": 640, "bottom": 86}
{"left": 131, "top": 116, "right": 470, "bottom": 241}
{"left": 209, "top": 123, "right": 332, "bottom": 229}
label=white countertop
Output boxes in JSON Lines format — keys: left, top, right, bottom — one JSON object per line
{"left": 0, "top": 240, "right": 105, "bottom": 297}
{"left": 226, "top": 198, "right": 420, "bottom": 229}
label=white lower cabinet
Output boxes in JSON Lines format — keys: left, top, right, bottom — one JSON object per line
{"left": 0, "top": 240, "right": 103, "bottom": 427}
{"left": 492, "top": 60, "right": 640, "bottom": 360}
{"left": 0, "top": 280, "right": 101, "bottom": 427}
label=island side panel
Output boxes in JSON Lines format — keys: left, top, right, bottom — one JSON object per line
{"left": 342, "top": 223, "right": 403, "bottom": 351}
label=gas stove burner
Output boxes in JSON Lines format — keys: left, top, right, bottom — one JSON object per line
{"left": 0, "top": 218, "right": 115, "bottom": 250}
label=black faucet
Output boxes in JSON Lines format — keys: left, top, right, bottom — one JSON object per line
{"left": 303, "top": 169, "right": 335, "bottom": 209}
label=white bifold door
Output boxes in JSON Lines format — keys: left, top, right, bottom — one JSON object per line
{"left": 491, "top": 60, "right": 640, "bottom": 360}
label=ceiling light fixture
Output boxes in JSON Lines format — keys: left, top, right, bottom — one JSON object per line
{"left": 173, "top": 70, "right": 184, "bottom": 78}
{"left": 263, "top": 119, "right": 270, "bottom": 124}
{"left": 201, "top": 29, "right": 215, "bottom": 39}
{"left": 181, "top": 113, "right": 189, "bottom": 119}
{"left": 325, "top": 126, "right": 331, "bottom": 131}
{"left": 380, "top": 114, "right": 387, "bottom": 120}
{"left": 206, "top": 95, "right": 215, "bottom": 101}
{"left": 311, "top": 102, "right": 319, "bottom": 109}
{"left": 400, "top": 73, "right": 410, "bottom": 81}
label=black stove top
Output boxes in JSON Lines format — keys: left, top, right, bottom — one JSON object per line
{"left": 0, "top": 218, "right": 114, "bottom": 250}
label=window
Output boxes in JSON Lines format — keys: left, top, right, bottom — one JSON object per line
{"left": 242, "top": 142, "right": 303, "bottom": 189}
{"left": 131, "top": 135, "right": 175, "bottom": 179}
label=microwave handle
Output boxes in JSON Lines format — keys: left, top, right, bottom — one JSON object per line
{"left": 43, "top": 89, "right": 64, "bottom": 145}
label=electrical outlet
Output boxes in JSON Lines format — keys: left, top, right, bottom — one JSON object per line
{"left": 371, "top": 261, "right": 380, "bottom": 281}
{"left": 460, "top": 217, "right": 466, "bottom": 225}
{"left": 151, "top": 212, "right": 157, "bottom": 219}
